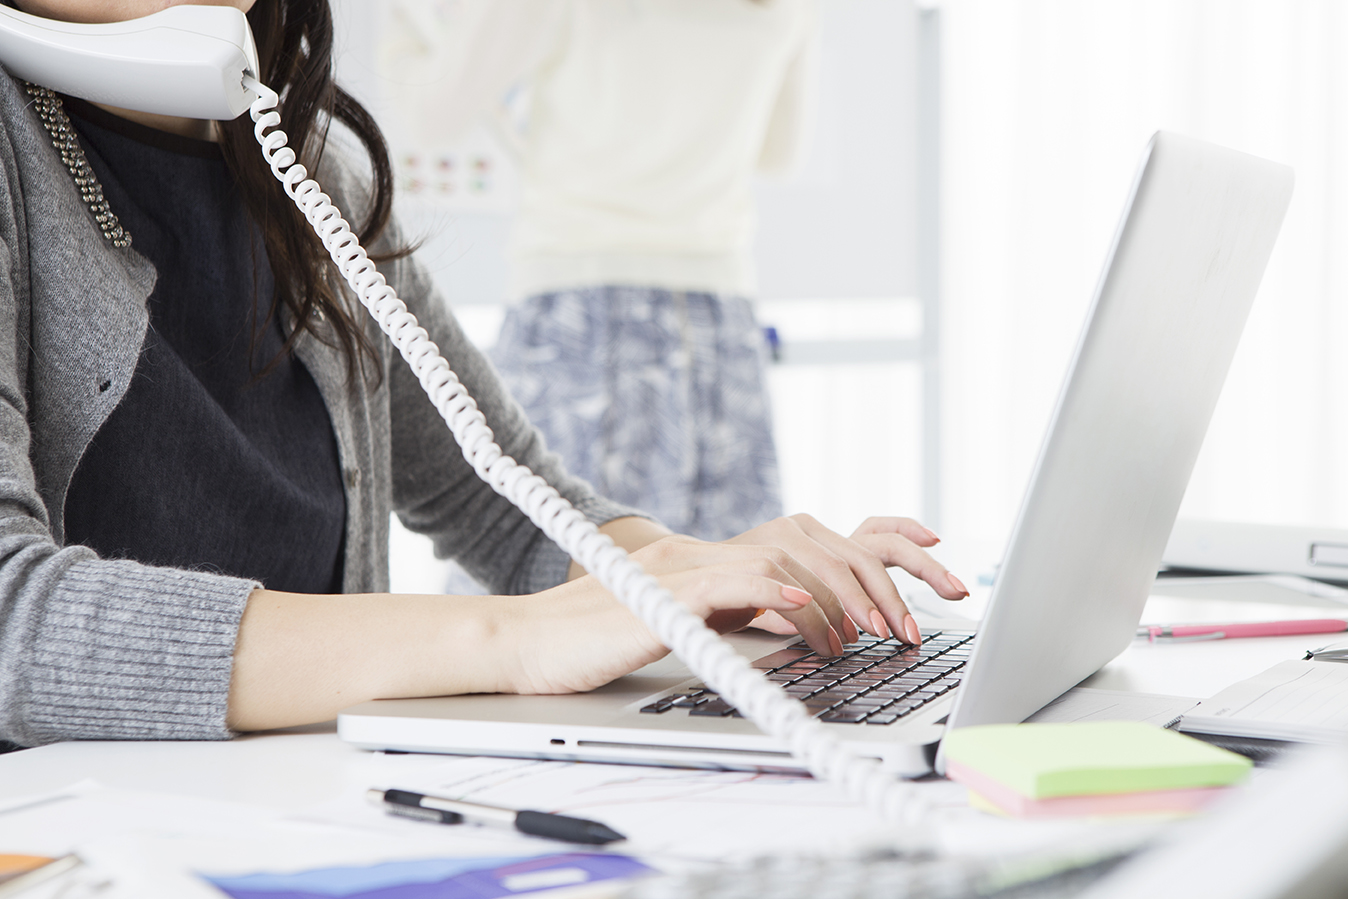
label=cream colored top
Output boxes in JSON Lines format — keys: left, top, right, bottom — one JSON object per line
{"left": 382, "top": 0, "right": 816, "bottom": 298}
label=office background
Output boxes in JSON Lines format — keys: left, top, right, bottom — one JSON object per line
{"left": 329, "top": 0, "right": 1348, "bottom": 589}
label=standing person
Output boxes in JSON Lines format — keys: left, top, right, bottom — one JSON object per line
{"left": 0, "top": 0, "right": 965, "bottom": 749}
{"left": 387, "top": 0, "right": 815, "bottom": 541}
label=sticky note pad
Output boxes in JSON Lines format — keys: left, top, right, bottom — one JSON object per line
{"left": 943, "top": 721, "right": 1251, "bottom": 799}
{"left": 964, "top": 783, "right": 1228, "bottom": 819}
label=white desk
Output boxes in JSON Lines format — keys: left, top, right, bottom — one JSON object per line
{"left": 0, "top": 579, "right": 1341, "bottom": 893}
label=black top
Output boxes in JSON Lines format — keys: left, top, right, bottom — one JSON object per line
{"left": 61, "top": 98, "right": 347, "bottom": 594}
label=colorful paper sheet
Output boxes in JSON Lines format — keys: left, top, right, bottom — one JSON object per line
{"left": 205, "top": 853, "right": 653, "bottom": 899}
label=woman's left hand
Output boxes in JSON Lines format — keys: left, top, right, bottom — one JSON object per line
{"left": 725, "top": 515, "right": 968, "bottom": 646}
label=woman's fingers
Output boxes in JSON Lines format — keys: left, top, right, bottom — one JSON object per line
{"left": 659, "top": 564, "right": 841, "bottom": 656}
{"left": 627, "top": 519, "right": 969, "bottom": 656}
{"left": 635, "top": 537, "right": 853, "bottom": 647}
{"left": 850, "top": 532, "right": 969, "bottom": 601}
{"left": 850, "top": 517, "right": 968, "bottom": 599}
{"left": 723, "top": 522, "right": 864, "bottom": 644}
{"left": 751, "top": 609, "right": 801, "bottom": 635}
{"left": 852, "top": 516, "right": 940, "bottom": 547}
{"left": 662, "top": 568, "right": 812, "bottom": 617}
{"left": 729, "top": 515, "right": 918, "bottom": 644}
{"left": 789, "top": 514, "right": 924, "bottom": 644}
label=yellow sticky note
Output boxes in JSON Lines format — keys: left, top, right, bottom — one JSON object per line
{"left": 943, "top": 721, "right": 1251, "bottom": 799}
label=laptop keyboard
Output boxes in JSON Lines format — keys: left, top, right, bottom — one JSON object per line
{"left": 640, "top": 631, "right": 974, "bottom": 725}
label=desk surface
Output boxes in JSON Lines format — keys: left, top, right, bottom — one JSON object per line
{"left": 0, "top": 577, "right": 1342, "bottom": 899}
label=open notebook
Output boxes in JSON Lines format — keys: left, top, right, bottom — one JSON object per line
{"left": 1179, "top": 661, "right": 1348, "bottom": 743}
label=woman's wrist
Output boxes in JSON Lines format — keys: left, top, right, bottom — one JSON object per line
{"left": 497, "top": 578, "right": 668, "bottom": 695}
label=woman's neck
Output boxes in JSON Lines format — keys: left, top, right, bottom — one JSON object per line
{"left": 92, "top": 103, "right": 219, "bottom": 142}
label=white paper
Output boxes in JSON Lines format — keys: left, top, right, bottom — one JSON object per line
{"left": 292, "top": 751, "right": 1173, "bottom": 868}
{"left": 1180, "top": 660, "right": 1348, "bottom": 742}
{"left": 0, "top": 782, "right": 545, "bottom": 898}
{"left": 1026, "top": 688, "right": 1199, "bottom": 728}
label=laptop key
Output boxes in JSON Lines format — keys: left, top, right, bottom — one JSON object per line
{"left": 750, "top": 648, "right": 816, "bottom": 670}
{"left": 690, "top": 699, "right": 736, "bottom": 717}
{"left": 888, "top": 678, "right": 932, "bottom": 690}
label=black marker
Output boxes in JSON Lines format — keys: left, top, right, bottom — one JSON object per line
{"left": 367, "top": 788, "right": 626, "bottom": 845}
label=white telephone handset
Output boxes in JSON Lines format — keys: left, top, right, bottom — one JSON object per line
{"left": 0, "top": 4, "right": 927, "bottom": 837}
{"left": 0, "top": 4, "right": 257, "bottom": 119}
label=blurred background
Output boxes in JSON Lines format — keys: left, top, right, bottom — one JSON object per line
{"left": 327, "top": 0, "right": 1348, "bottom": 591}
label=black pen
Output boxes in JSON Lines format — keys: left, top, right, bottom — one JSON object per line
{"left": 367, "top": 788, "right": 626, "bottom": 845}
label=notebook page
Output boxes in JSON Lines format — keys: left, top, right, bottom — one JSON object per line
{"left": 1179, "top": 661, "right": 1348, "bottom": 742}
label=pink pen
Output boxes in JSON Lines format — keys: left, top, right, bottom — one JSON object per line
{"left": 1138, "top": 619, "right": 1348, "bottom": 642}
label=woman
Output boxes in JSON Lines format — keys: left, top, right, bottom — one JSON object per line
{"left": 0, "top": 0, "right": 967, "bottom": 749}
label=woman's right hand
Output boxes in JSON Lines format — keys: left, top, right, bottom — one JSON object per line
{"left": 502, "top": 536, "right": 828, "bottom": 695}
{"left": 226, "top": 536, "right": 823, "bottom": 731}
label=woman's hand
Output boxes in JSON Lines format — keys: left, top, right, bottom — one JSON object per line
{"left": 227, "top": 537, "right": 822, "bottom": 729}
{"left": 504, "top": 516, "right": 969, "bottom": 695}
{"left": 505, "top": 539, "right": 823, "bottom": 695}
{"left": 726, "top": 515, "right": 968, "bottom": 648}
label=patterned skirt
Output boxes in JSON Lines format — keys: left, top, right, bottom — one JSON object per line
{"left": 491, "top": 285, "right": 783, "bottom": 541}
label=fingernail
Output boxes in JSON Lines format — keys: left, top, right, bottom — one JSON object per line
{"left": 924, "top": 527, "right": 940, "bottom": 544}
{"left": 826, "top": 627, "right": 844, "bottom": 657}
{"left": 869, "top": 610, "right": 891, "bottom": 640}
{"left": 842, "top": 617, "right": 859, "bottom": 645}
{"left": 946, "top": 572, "right": 969, "bottom": 597}
{"left": 780, "top": 585, "right": 812, "bottom": 606}
{"left": 904, "top": 615, "right": 922, "bottom": 645}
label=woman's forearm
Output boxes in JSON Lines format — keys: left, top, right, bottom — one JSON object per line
{"left": 226, "top": 589, "right": 525, "bottom": 732}
{"left": 230, "top": 515, "right": 672, "bottom": 733}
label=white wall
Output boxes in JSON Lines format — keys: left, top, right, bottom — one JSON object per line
{"left": 754, "top": 0, "right": 918, "bottom": 301}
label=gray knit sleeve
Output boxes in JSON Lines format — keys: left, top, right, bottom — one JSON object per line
{"left": 380, "top": 249, "right": 643, "bottom": 595}
{"left": 0, "top": 545, "right": 257, "bottom": 746}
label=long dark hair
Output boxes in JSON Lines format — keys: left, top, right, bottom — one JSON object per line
{"left": 218, "top": 0, "right": 401, "bottom": 381}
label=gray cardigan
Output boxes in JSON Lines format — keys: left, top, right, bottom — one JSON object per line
{"left": 0, "top": 72, "right": 632, "bottom": 746}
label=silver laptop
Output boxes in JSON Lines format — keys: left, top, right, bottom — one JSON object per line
{"left": 340, "top": 132, "right": 1294, "bottom": 777}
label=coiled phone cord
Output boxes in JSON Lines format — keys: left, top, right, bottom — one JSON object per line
{"left": 241, "top": 75, "right": 934, "bottom": 842}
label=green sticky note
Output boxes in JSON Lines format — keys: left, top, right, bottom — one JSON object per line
{"left": 943, "top": 721, "right": 1252, "bottom": 799}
